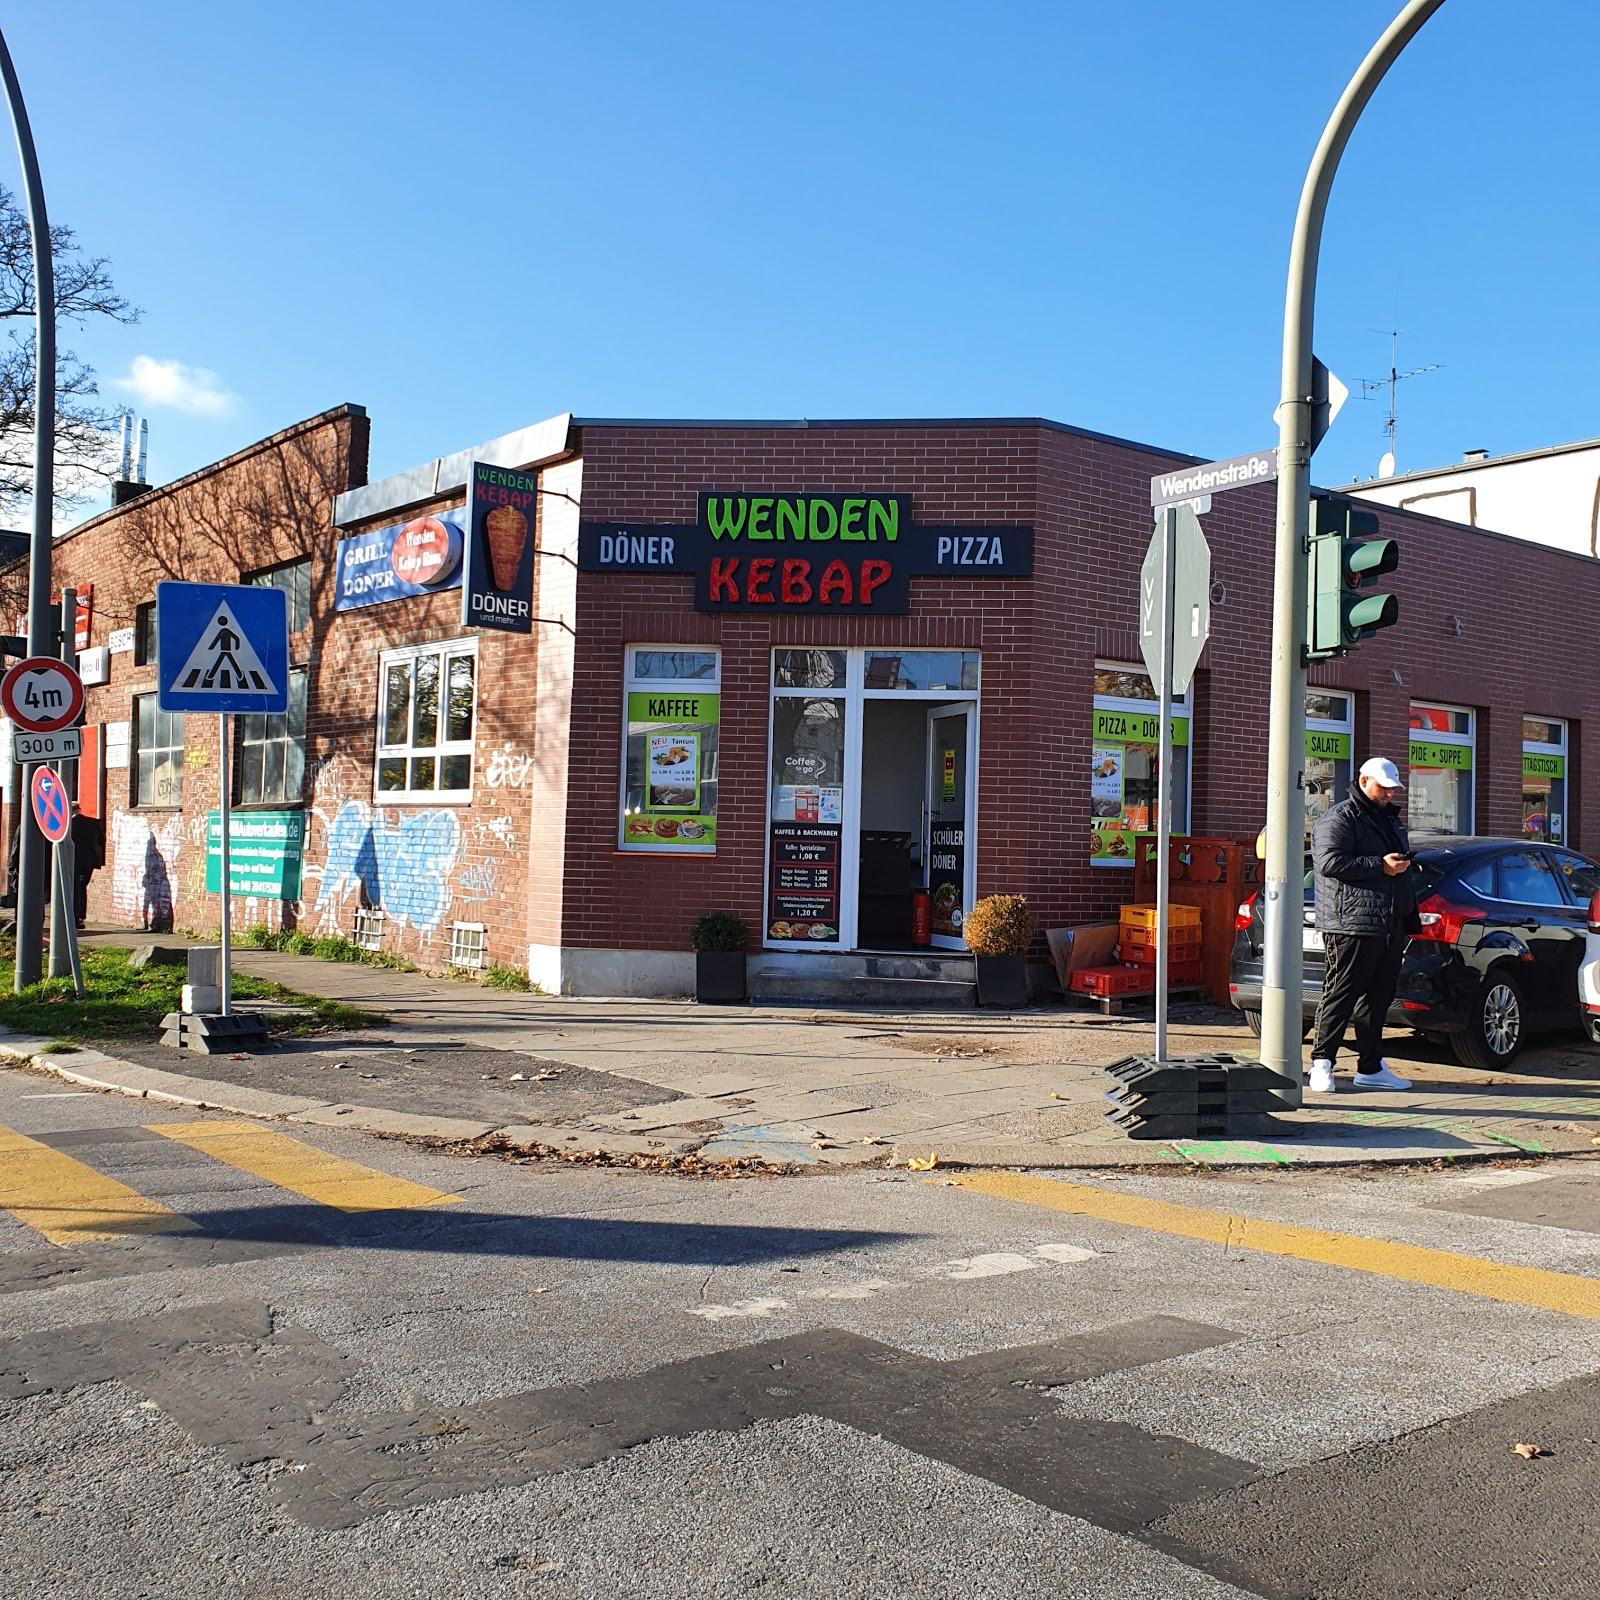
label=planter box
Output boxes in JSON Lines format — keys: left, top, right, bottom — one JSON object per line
{"left": 975, "top": 953, "right": 1028, "bottom": 1009}
{"left": 695, "top": 949, "right": 747, "bottom": 1004}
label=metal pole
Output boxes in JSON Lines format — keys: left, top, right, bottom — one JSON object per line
{"left": 47, "top": 586, "right": 73, "bottom": 977}
{"left": 1260, "top": 0, "right": 1445, "bottom": 1101}
{"left": 218, "top": 713, "right": 231, "bottom": 1016}
{"left": 51, "top": 802, "right": 82, "bottom": 998}
{"left": 1154, "top": 506, "right": 1177, "bottom": 1062}
{"left": 0, "top": 27, "right": 56, "bottom": 990}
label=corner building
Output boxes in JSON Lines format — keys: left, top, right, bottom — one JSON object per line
{"left": 18, "top": 407, "right": 1598, "bottom": 997}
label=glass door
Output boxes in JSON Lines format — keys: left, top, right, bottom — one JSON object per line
{"left": 925, "top": 702, "right": 975, "bottom": 951}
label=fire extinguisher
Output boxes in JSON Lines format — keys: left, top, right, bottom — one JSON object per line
{"left": 911, "top": 887, "right": 932, "bottom": 947}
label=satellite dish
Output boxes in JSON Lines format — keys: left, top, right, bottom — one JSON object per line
{"left": 1377, "top": 450, "right": 1397, "bottom": 480}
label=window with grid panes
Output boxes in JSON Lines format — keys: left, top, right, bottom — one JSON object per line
{"left": 133, "top": 693, "right": 183, "bottom": 807}
{"left": 236, "top": 668, "right": 307, "bottom": 806}
{"left": 245, "top": 558, "right": 311, "bottom": 633}
{"left": 376, "top": 641, "right": 477, "bottom": 799}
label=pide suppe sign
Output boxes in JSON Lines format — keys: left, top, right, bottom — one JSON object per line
{"left": 579, "top": 492, "right": 1032, "bottom": 613}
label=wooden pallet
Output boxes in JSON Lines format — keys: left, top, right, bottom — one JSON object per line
{"left": 1070, "top": 984, "right": 1209, "bottom": 1018}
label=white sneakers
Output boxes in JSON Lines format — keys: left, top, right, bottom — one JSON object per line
{"left": 1351, "top": 1061, "right": 1412, "bottom": 1091}
{"left": 1306, "top": 1057, "right": 1412, "bottom": 1093}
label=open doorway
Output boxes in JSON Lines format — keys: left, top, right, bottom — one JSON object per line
{"left": 855, "top": 697, "right": 976, "bottom": 950}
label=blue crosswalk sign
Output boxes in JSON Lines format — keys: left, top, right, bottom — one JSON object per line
{"left": 156, "top": 581, "right": 289, "bottom": 714}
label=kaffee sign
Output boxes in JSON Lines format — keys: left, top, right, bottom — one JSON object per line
{"left": 578, "top": 492, "right": 1032, "bottom": 613}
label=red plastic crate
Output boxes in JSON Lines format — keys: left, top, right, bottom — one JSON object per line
{"left": 1071, "top": 960, "right": 1203, "bottom": 998}
{"left": 1121, "top": 924, "right": 1202, "bottom": 963}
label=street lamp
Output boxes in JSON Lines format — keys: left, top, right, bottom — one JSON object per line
{"left": 1258, "top": 0, "right": 1447, "bottom": 1088}
{"left": 0, "top": 25, "right": 57, "bottom": 990}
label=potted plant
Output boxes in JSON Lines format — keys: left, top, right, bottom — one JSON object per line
{"left": 963, "top": 894, "right": 1033, "bottom": 1009}
{"left": 691, "top": 911, "right": 748, "bottom": 1004}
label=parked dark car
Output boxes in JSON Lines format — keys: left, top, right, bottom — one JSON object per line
{"left": 1230, "top": 837, "right": 1600, "bottom": 1068}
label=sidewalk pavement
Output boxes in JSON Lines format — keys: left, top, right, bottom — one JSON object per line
{"left": 10, "top": 931, "right": 1600, "bottom": 1172}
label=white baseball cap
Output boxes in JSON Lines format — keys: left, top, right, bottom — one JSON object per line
{"left": 1359, "top": 756, "right": 1405, "bottom": 790}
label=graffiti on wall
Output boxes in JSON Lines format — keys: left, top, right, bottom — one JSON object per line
{"left": 484, "top": 742, "right": 535, "bottom": 788}
{"left": 110, "top": 812, "right": 184, "bottom": 932}
{"left": 315, "top": 801, "right": 463, "bottom": 932}
{"left": 456, "top": 857, "right": 500, "bottom": 903}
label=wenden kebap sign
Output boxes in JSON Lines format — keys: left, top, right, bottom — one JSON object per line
{"left": 1151, "top": 449, "right": 1277, "bottom": 510}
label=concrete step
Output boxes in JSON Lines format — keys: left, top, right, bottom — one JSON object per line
{"left": 748, "top": 971, "right": 976, "bottom": 1010}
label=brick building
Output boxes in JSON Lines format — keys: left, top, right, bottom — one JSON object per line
{"left": 6, "top": 405, "right": 1595, "bottom": 997}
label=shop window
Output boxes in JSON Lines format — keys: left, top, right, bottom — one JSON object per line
{"left": 236, "top": 667, "right": 307, "bottom": 807}
{"left": 1305, "top": 691, "right": 1354, "bottom": 830}
{"left": 448, "top": 922, "right": 486, "bottom": 971}
{"left": 1522, "top": 717, "right": 1568, "bottom": 846}
{"left": 1091, "top": 663, "right": 1191, "bottom": 867}
{"left": 774, "top": 648, "right": 846, "bottom": 689}
{"left": 133, "top": 692, "right": 183, "bottom": 808}
{"left": 620, "top": 647, "right": 720, "bottom": 852}
{"left": 376, "top": 640, "right": 477, "bottom": 800}
{"left": 1408, "top": 702, "right": 1474, "bottom": 836}
{"left": 134, "top": 600, "right": 158, "bottom": 667}
{"left": 863, "top": 651, "right": 979, "bottom": 692}
{"left": 246, "top": 557, "right": 311, "bottom": 633}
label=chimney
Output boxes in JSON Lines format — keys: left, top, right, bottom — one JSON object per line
{"left": 1462, "top": 447, "right": 1489, "bottom": 463}
{"left": 111, "top": 414, "right": 154, "bottom": 507}
{"left": 136, "top": 417, "right": 149, "bottom": 483}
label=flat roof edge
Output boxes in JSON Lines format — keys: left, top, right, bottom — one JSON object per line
{"left": 335, "top": 412, "right": 575, "bottom": 527}
{"left": 1337, "top": 434, "right": 1600, "bottom": 492}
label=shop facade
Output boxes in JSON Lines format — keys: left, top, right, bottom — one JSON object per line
{"left": 8, "top": 406, "right": 1598, "bottom": 996}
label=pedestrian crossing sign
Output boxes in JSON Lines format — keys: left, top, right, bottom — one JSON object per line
{"left": 155, "top": 581, "right": 289, "bottom": 714}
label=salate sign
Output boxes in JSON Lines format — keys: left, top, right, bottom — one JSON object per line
{"left": 578, "top": 492, "right": 1032, "bottom": 614}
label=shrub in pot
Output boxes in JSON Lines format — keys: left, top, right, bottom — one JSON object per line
{"left": 963, "top": 894, "right": 1033, "bottom": 1009}
{"left": 690, "top": 912, "right": 747, "bottom": 1004}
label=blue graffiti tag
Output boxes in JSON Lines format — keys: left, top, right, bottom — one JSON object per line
{"left": 317, "top": 802, "right": 462, "bottom": 930}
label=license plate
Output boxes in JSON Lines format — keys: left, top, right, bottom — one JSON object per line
{"left": 1303, "top": 928, "right": 1323, "bottom": 952}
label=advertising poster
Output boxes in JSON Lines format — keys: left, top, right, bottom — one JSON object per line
{"left": 1090, "top": 746, "right": 1123, "bottom": 816}
{"left": 335, "top": 515, "right": 464, "bottom": 612}
{"left": 929, "top": 823, "right": 966, "bottom": 936}
{"left": 768, "top": 822, "right": 840, "bottom": 941}
{"left": 647, "top": 733, "right": 700, "bottom": 810}
{"left": 463, "top": 461, "right": 536, "bottom": 633}
{"left": 204, "top": 810, "right": 305, "bottom": 899}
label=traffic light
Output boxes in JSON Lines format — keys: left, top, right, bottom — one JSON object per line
{"left": 1306, "top": 493, "right": 1400, "bottom": 660}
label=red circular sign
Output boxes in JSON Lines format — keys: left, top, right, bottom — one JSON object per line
{"left": 1, "top": 656, "right": 85, "bottom": 733}
{"left": 30, "top": 766, "right": 70, "bottom": 844}
{"left": 390, "top": 517, "right": 460, "bottom": 587}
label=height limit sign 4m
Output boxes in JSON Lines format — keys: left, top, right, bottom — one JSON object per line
{"left": 1, "top": 656, "right": 85, "bottom": 734}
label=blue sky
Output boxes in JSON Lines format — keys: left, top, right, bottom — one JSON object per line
{"left": 10, "top": 0, "right": 1599, "bottom": 512}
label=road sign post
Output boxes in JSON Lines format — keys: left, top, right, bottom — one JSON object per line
{"left": 30, "top": 764, "right": 81, "bottom": 997}
{"left": 49, "top": 587, "right": 76, "bottom": 979}
{"left": 1138, "top": 505, "right": 1210, "bottom": 1062}
{"left": 156, "top": 582, "right": 290, "bottom": 1019}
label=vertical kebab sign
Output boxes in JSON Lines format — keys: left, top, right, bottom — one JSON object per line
{"left": 463, "top": 461, "right": 536, "bottom": 633}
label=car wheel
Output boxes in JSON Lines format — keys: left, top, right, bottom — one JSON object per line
{"left": 1451, "top": 970, "right": 1525, "bottom": 1069}
{"left": 1241, "top": 1010, "right": 1310, "bottom": 1041}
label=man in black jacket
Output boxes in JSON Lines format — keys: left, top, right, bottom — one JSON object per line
{"left": 1308, "top": 757, "right": 1419, "bottom": 1094}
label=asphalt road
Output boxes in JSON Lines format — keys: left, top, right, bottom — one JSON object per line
{"left": 2, "top": 1064, "right": 1599, "bottom": 1599}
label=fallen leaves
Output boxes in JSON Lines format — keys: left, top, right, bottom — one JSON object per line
{"left": 906, "top": 1152, "right": 940, "bottom": 1172}
{"left": 1511, "top": 1442, "right": 1546, "bottom": 1460}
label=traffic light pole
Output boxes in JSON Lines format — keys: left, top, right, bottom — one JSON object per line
{"left": 0, "top": 27, "right": 55, "bottom": 991}
{"left": 1260, "top": 0, "right": 1445, "bottom": 1091}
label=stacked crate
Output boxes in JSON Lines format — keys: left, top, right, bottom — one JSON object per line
{"left": 1068, "top": 904, "right": 1204, "bottom": 998}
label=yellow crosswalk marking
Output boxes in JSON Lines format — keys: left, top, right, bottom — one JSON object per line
{"left": 0, "top": 1124, "right": 192, "bottom": 1246}
{"left": 953, "top": 1172, "right": 1600, "bottom": 1322}
{"left": 148, "top": 1119, "right": 461, "bottom": 1214}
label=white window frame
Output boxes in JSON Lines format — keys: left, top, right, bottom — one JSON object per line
{"left": 374, "top": 638, "right": 479, "bottom": 804}
{"left": 619, "top": 645, "right": 722, "bottom": 854}
{"left": 762, "top": 649, "right": 982, "bottom": 951}
{"left": 1522, "top": 715, "right": 1569, "bottom": 846}
{"left": 1305, "top": 689, "right": 1354, "bottom": 821}
{"left": 352, "top": 907, "right": 386, "bottom": 952}
{"left": 133, "top": 691, "right": 184, "bottom": 809}
{"left": 1408, "top": 700, "right": 1476, "bottom": 836}
{"left": 1091, "top": 661, "right": 1193, "bottom": 870}
{"left": 448, "top": 921, "right": 486, "bottom": 971}
{"left": 237, "top": 665, "right": 307, "bottom": 808}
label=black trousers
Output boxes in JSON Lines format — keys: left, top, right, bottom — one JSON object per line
{"left": 1312, "top": 927, "right": 1407, "bottom": 1072}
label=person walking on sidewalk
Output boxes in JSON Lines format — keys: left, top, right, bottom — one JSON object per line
{"left": 1307, "top": 756, "right": 1421, "bottom": 1094}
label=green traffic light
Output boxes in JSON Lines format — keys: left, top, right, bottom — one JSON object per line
{"left": 1305, "top": 495, "right": 1402, "bottom": 660}
{"left": 1345, "top": 537, "right": 1399, "bottom": 582}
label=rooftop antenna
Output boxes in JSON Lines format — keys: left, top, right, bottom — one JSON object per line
{"left": 1360, "top": 327, "right": 1439, "bottom": 478}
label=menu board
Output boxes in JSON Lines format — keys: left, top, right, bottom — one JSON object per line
{"left": 767, "top": 822, "right": 840, "bottom": 942}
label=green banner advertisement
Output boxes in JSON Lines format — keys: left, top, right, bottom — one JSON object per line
{"left": 1305, "top": 729, "right": 1351, "bottom": 760}
{"left": 1410, "top": 739, "right": 1472, "bottom": 772}
{"left": 205, "top": 810, "right": 304, "bottom": 899}
{"left": 1092, "top": 707, "right": 1190, "bottom": 746}
{"left": 1523, "top": 750, "right": 1566, "bottom": 779}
